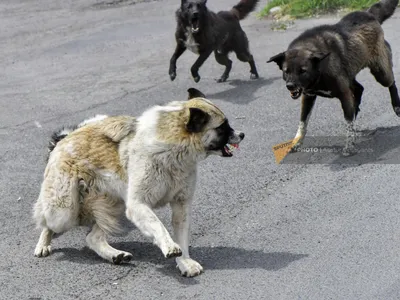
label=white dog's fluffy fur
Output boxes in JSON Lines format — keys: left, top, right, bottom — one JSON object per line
{"left": 33, "top": 88, "right": 244, "bottom": 277}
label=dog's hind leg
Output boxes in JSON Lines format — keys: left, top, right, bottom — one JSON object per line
{"left": 234, "top": 32, "right": 259, "bottom": 80}
{"left": 339, "top": 88, "right": 358, "bottom": 156}
{"left": 352, "top": 79, "right": 364, "bottom": 119}
{"left": 370, "top": 40, "right": 400, "bottom": 116}
{"left": 190, "top": 50, "right": 213, "bottom": 83}
{"left": 214, "top": 51, "right": 232, "bottom": 83}
{"left": 291, "top": 94, "right": 316, "bottom": 152}
{"left": 83, "top": 193, "right": 132, "bottom": 264}
{"left": 389, "top": 83, "right": 400, "bottom": 116}
{"left": 33, "top": 174, "right": 81, "bottom": 257}
{"left": 86, "top": 224, "right": 132, "bottom": 265}
{"left": 236, "top": 51, "right": 259, "bottom": 80}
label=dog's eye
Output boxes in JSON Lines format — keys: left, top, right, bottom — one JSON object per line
{"left": 215, "top": 120, "right": 229, "bottom": 134}
{"left": 299, "top": 68, "right": 307, "bottom": 74}
{"left": 216, "top": 126, "right": 225, "bottom": 133}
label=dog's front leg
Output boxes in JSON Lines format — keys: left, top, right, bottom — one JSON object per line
{"left": 125, "top": 200, "right": 182, "bottom": 259}
{"left": 169, "top": 43, "right": 186, "bottom": 81}
{"left": 292, "top": 94, "right": 317, "bottom": 152}
{"left": 339, "top": 88, "right": 357, "bottom": 156}
{"left": 171, "top": 199, "right": 203, "bottom": 277}
{"left": 190, "top": 50, "right": 213, "bottom": 83}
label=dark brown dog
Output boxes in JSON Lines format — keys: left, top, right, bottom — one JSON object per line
{"left": 268, "top": 0, "right": 400, "bottom": 155}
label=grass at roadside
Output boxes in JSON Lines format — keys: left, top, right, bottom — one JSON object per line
{"left": 259, "top": 0, "right": 382, "bottom": 19}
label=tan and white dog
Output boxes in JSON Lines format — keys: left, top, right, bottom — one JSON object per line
{"left": 33, "top": 88, "right": 244, "bottom": 277}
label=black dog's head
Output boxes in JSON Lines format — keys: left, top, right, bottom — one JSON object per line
{"left": 267, "top": 49, "right": 330, "bottom": 99}
{"left": 180, "top": 0, "right": 208, "bottom": 34}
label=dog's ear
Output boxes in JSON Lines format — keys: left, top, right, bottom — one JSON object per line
{"left": 186, "top": 107, "right": 210, "bottom": 133}
{"left": 310, "top": 52, "right": 330, "bottom": 64}
{"left": 267, "top": 52, "right": 286, "bottom": 70}
{"left": 187, "top": 88, "right": 206, "bottom": 99}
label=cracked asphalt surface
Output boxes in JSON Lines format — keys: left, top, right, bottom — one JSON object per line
{"left": 1, "top": 0, "right": 400, "bottom": 299}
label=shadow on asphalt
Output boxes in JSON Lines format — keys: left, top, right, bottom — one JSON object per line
{"left": 279, "top": 126, "right": 400, "bottom": 169}
{"left": 329, "top": 126, "right": 400, "bottom": 169}
{"left": 53, "top": 241, "right": 308, "bottom": 284}
{"left": 206, "top": 76, "right": 281, "bottom": 104}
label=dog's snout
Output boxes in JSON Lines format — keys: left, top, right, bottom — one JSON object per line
{"left": 286, "top": 82, "right": 296, "bottom": 91}
{"left": 229, "top": 131, "right": 245, "bottom": 144}
{"left": 192, "top": 12, "right": 199, "bottom": 18}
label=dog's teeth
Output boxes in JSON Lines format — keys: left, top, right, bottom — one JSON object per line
{"left": 224, "top": 145, "right": 232, "bottom": 154}
{"left": 226, "top": 144, "right": 237, "bottom": 153}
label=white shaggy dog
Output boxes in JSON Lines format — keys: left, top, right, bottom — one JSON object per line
{"left": 33, "top": 88, "right": 245, "bottom": 277}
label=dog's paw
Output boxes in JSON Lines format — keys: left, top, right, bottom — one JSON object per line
{"left": 169, "top": 72, "right": 177, "bottom": 81}
{"left": 112, "top": 251, "right": 133, "bottom": 265}
{"left": 250, "top": 73, "right": 259, "bottom": 80}
{"left": 192, "top": 75, "right": 201, "bottom": 83}
{"left": 290, "top": 146, "right": 299, "bottom": 153}
{"left": 290, "top": 142, "right": 302, "bottom": 153}
{"left": 216, "top": 76, "right": 228, "bottom": 83}
{"left": 342, "top": 146, "right": 357, "bottom": 157}
{"left": 34, "top": 245, "right": 52, "bottom": 257}
{"left": 289, "top": 136, "right": 304, "bottom": 153}
{"left": 394, "top": 106, "right": 400, "bottom": 117}
{"left": 165, "top": 243, "right": 182, "bottom": 259}
{"left": 177, "top": 258, "right": 203, "bottom": 277}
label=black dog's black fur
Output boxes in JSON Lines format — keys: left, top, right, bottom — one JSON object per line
{"left": 169, "top": 0, "right": 260, "bottom": 83}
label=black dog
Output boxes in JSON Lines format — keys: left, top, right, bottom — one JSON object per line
{"left": 267, "top": 0, "right": 400, "bottom": 155}
{"left": 169, "top": 0, "right": 260, "bottom": 83}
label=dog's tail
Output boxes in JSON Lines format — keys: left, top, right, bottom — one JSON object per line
{"left": 368, "top": 0, "right": 399, "bottom": 24}
{"left": 231, "top": 0, "right": 259, "bottom": 20}
{"left": 47, "top": 126, "right": 77, "bottom": 154}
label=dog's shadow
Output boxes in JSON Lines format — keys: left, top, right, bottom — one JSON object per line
{"left": 282, "top": 126, "right": 400, "bottom": 170}
{"left": 206, "top": 77, "right": 280, "bottom": 104}
{"left": 329, "top": 125, "right": 400, "bottom": 170}
{"left": 53, "top": 241, "right": 307, "bottom": 282}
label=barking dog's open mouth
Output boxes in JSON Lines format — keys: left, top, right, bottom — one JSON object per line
{"left": 191, "top": 17, "right": 200, "bottom": 33}
{"left": 221, "top": 143, "right": 239, "bottom": 157}
{"left": 290, "top": 88, "right": 302, "bottom": 100}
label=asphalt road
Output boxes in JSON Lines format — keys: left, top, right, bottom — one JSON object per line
{"left": 1, "top": 1, "right": 400, "bottom": 299}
